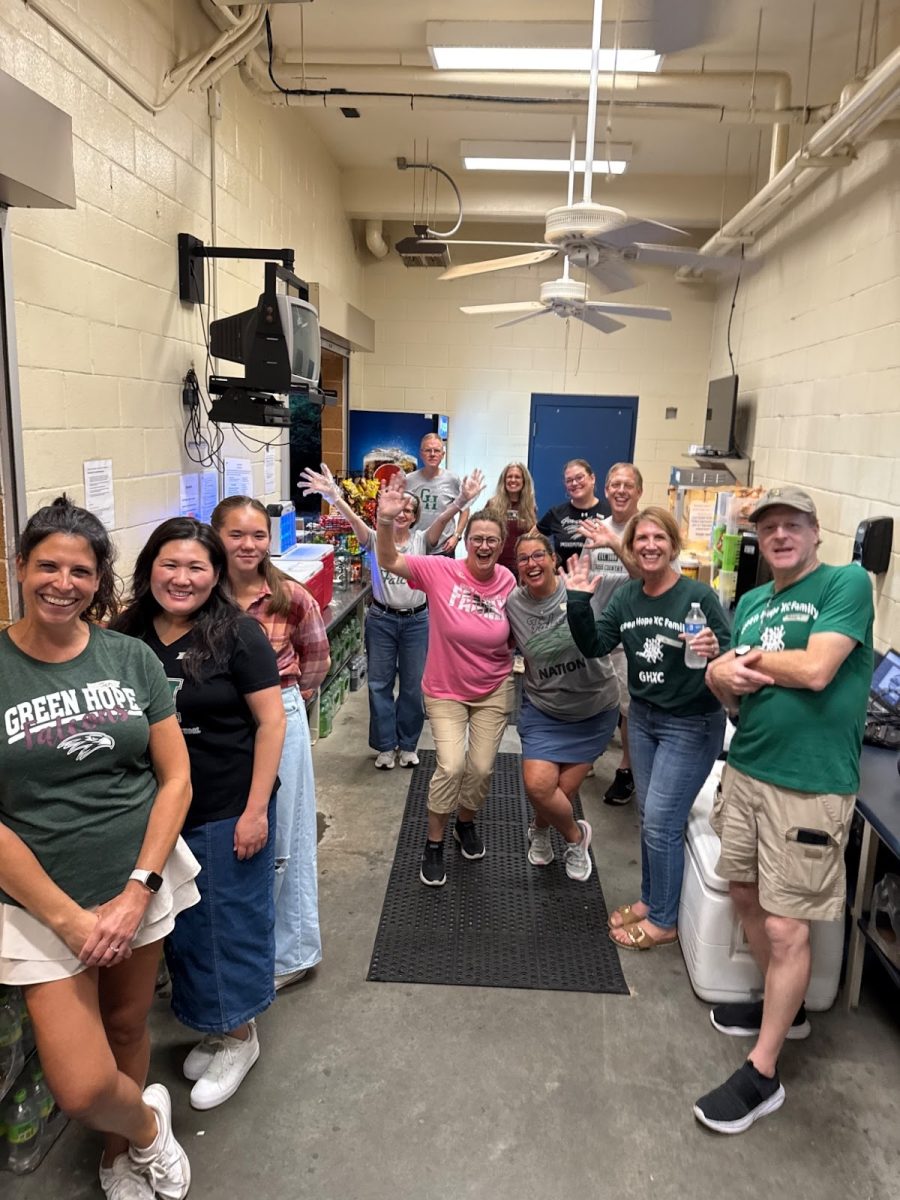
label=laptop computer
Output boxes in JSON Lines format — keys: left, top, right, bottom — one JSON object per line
{"left": 864, "top": 648, "right": 900, "bottom": 750}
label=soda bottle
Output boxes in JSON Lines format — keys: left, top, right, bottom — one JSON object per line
{"left": 5, "top": 1087, "right": 41, "bottom": 1173}
{"left": 683, "top": 601, "right": 708, "bottom": 669}
{"left": 0, "top": 988, "right": 24, "bottom": 1100}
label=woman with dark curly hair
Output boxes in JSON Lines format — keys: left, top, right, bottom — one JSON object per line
{"left": 0, "top": 497, "right": 196, "bottom": 1200}
{"left": 114, "top": 518, "right": 285, "bottom": 1111}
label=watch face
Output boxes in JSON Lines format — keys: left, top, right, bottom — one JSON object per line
{"left": 146, "top": 872, "right": 164, "bottom": 893}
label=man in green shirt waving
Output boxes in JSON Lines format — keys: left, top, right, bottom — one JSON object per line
{"left": 695, "top": 487, "right": 874, "bottom": 1135}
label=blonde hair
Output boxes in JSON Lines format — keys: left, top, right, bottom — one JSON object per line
{"left": 485, "top": 462, "right": 536, "bottom": 529}
{"left": 622, "top": 506, "right": 682, "bottom": 563}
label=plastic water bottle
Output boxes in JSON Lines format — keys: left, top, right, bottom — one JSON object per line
{"left": 0, "top": 988, "right": 24, "bottom": 1099}
{"left": 684, "top": 602, "right": 708, "bottom": 669}
{"left": 29, "top": 1066, "right": 54, "bottom": 1142}
{"left": 5, "top": 1087, "right": 41, "bottom": 1173}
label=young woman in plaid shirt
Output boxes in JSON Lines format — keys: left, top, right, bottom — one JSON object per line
{"left": 212, "top": 496, "right": 329, "bottom": 991}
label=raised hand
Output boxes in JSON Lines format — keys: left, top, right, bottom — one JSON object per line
{"left": 377, "top": 471, "right": 406, "bottom": 523}
{"left": 577, "top": 516, "right": 616, "bottom": 549}
{"left": 298, "top": 462, "right": 341, "bottom": 503}
{"left": 460, "top": 468, "right": 485, "bottom": 506}
{"left": 559, "top": 552, "right": 600, "bottom": 594}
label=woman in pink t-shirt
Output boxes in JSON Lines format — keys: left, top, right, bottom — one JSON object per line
{"left": 376, "top": 474, "right": 516, "bottom": 888}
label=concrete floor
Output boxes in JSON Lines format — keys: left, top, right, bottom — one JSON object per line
{"left": 7, "top": 686, "right": 900, "bottom": 1200}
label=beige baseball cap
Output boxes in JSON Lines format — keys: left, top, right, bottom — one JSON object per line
{"left": 748, "top": 486, "right": 818, "bottom": 523}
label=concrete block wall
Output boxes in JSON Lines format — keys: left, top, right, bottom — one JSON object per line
{"left": 1, "top": 0, "right": 362, "bottom": 571}
{"left": 709, "top": 140, "right": 900, "bottom": 650}
{"left": 353, "top": 252, "right": 717, "bottom": 510}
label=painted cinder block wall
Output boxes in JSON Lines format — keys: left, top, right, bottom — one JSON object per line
{"left": 1, "top": 0, "right": 363, "bottom": 570}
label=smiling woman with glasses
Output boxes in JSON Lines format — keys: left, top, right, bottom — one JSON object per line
{"left": 536, "top": 458, "right": 610, "bottom": 567}
{"left": 376, "top": 476, "right": 517, "bottom": 888}
{"left": 505, "top": 533, "right": 620, "bottom": 883}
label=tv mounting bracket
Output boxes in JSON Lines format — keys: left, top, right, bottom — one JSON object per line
{"left": 177, "top": 233, "right": 308, "bottom": 305}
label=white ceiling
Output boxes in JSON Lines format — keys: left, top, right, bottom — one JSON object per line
{"left": 263, "top": 0, "right": 899, "bottom": 231}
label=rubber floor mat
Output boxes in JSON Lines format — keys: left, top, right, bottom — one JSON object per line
{"left": 367, "top": 751, "right": 629, "bottom": 994}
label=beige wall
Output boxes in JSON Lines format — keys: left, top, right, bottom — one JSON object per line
{"left": 353, "top": 247, "right": 717, "bottom": 508}
{"left": 0, "top": 0, "right": 363, "bottom": 569}
{"left": 709, "top": 140, "right": 900, "bottom": 650}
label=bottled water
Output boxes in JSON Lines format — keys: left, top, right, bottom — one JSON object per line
{"left": 683, "top": 602, "right": 708, "bottom": 669}
{"left": 0, "top": 988, "right": 24, "bottom": 1100}
{"left": 29, "top": 1066, "right": 54, "bottom": 1140}
{"left": 5, "top": 1086, "right": 41, "bottom": 1174}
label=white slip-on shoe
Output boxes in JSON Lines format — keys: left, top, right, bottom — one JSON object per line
{"left": 189, "top": 1021, "right": 260, "bottom": 1111}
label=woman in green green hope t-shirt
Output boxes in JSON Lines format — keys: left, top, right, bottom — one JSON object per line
{"left": 564, "top": 507, "right": 730, "bottom": 952}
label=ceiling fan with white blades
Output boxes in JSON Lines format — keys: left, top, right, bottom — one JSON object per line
{"left": 441, "top": 0, "right": 740, "bottom": 297}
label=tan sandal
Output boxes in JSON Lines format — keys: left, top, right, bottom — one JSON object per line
{"left": 607, "top": 904, "right": 645, "bottom": 931}
{"left": 609, "top": 922, "right": 679, "bottom": 952}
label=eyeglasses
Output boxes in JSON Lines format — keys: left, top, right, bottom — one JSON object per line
{"left": 468, "top": 536, "right": 501, "bottom": 548}
{"left": 516, "top": 550, "right": 548, "bottom": 566}
{"left": 565, "top": 473, "right": 589, "bottom": 487}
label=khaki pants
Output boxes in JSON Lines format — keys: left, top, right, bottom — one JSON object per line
{"left": 423, "top": 676, "right": 515, "bottom": 815}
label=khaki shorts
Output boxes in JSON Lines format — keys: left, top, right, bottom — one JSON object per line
{"left": 711, "top": 763, "right": 854, "bottom": 922}
{"left": 610, "top": 646, "right": 629, "bottom": 717}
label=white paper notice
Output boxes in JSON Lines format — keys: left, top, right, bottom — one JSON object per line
{"left": 83, "top": 459, "right": 115, "bottom": 528}
{"left": 687, "top": 499, "right": 716, "bottom": 542}
{"left": 224, "top": 457, "right": 253, "bottom": 499}
{"left": 264, "top": 450, "right": 276, "bottom": 495}
{"left": 199, "top": 470, "right": 219, "bottom": 524}
{"left": 180, "top": 474, "right": 200, "bottom": 518}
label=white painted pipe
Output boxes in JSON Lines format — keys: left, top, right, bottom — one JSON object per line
{"left": 364, "top": 221, "right": 389, "bottom": 259}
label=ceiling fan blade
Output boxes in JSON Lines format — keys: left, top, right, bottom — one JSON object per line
{"left": 496, "top": 308, "right": 554, "bottom": 329}
{"left": 446, "top": 240, "right": 553, "bottom": 249}
{"left": 579, "top": 309, "right": 625, "bottom": 334}
{"left": 632, "top": 244, "right": 741, "bottom": 272}
{"left": 459, "top": 302, "right": 545, "bottom": 316}
{"left": 440, "top": 250, "right": 557, "bottom": 281}
{"left": 585, "top": 259, "right": 637, "bottom": 293}
{"left": 601, "top": 219, "right": 687, "bottom": 248}
{"left": 585, "top": 301, "right": 672, "bottom": 321}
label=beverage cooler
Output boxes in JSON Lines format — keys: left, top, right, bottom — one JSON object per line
{"left": 347, "top": 411, "right": 449, "bottom": 480}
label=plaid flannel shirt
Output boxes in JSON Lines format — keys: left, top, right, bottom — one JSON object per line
{"left": 246, "top": 578, "right": 329, "bottom": 697}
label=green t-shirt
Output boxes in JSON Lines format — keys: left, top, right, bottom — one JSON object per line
{"left": 567, "top": 576, "right": 731, "bottom": 716}
{"left": 726, "top": 563, "right": 873, "bottom": 794}
{"left": 0, "top": 626, "right": 175, "bottom": 909}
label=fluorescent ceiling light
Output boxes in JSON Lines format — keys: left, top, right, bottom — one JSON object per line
{"left": 461, "top": 140, "right": 631, "bottom": 175}
{"left": 430, "top": 47, "right": 660, "bottom": 72}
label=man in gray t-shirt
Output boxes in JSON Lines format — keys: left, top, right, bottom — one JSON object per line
{"left": 404, "top": 433, "right": 465, "bottom": 555}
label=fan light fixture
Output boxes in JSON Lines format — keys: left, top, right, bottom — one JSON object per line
{"left": 426, "top": 21, "right": 660, "bottom": 73}
{"left": 462, "top": 141, "right": 631, "bottom": 175}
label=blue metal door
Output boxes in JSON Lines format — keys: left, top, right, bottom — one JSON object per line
{"left": 527, "top": 394, "right": 638, "bottom": 515}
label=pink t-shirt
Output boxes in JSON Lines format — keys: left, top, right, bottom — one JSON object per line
{"left": 405, "top": 556, "right": 516, "bottom": 701}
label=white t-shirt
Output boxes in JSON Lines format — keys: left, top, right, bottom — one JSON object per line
{"left": 405, "top": 468, "right": 461, "bottom": 552}
{"left": 368, "top": 530, "right": 427, "bottom": 609}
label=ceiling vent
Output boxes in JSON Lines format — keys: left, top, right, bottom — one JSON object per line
{"left": 395, "top": 235, "right": 451, "bottom": 268}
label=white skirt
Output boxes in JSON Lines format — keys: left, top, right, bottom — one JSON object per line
{"left": 0, "top": 837, "right": 201, "bottom": 986}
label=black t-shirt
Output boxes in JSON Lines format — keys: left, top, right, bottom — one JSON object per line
{"left": 146, "top": 616, "right": 280, "bottom": 828}
{"left": 537, "top": 499, "right": 610, "bottom": 565}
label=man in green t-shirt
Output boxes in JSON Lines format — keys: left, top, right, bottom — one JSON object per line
{"left": 695, "top": 487, "right": 874, "bottom": 1135}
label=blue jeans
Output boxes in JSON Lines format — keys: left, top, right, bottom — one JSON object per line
{"left": 364, "top": 605, "right": 429, "bottom": 752}
{"left": 274, "top": 687, "right": 322, "bottom": 976}
{"left": 627, "top": 699, "right": 726, "bottom": 929}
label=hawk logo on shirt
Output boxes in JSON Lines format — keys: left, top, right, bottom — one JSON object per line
{"left": 57, "top": 732, "right": 116, "bottom": 761}
{"left": 636, "top": 636, "right": 665, "bottom": 664}
{"left": 760, "top": 625, "right": 785, "bottom": 652}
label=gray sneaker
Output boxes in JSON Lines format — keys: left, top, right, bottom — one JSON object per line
{"left": 564, "top": 819, "right": 593, "bottom": 882}
{"left": 527, "top": 822, "right": 555, "bottom": 866}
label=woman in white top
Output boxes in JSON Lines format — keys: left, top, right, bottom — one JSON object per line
{"left": 298, "top": 464, "right": 483, "bottom": 769}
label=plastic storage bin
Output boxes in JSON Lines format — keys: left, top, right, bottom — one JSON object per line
{"left": 679, "top": 756, "right": 844, "bottom": 1011}
{"left": 277, "top": 544, "right": 335, "bottom": 611}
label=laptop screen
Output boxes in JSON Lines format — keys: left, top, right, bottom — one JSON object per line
{"left": 871, "top": 648, "right": 900, "bottom": 714}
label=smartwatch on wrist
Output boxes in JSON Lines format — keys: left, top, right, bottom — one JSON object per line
{"left": 129, "top": 869, "right": 163, "bottom": 894}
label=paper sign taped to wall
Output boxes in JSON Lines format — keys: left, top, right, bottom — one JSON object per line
{"left": 264, "top": 450, "right": 276, "bottom": 495}
{"left": 687, "top": 500, "right": 716, "bottom": 542}
{"left": 180, "top": 474, "right": 200, "bottom": 519}
{"left": 83, "top": 459, "right": 115, "bottom": 528}
{"left": 200, "top": 470, "right": 219, "bottom": 524}
{"left": 224, "top": 457, "right": 252, "bottom": 499}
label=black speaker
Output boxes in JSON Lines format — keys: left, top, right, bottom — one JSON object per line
{"left": 852, "top": 517, "right": 893, "bottom": 574}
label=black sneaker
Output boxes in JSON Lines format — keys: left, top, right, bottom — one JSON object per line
{"left": 693, "top": 1061, "right": 785, "bottom": 1134}
{"left": 603, "top": 768, "right": 634, "bottom": 806}
{"left": 419, "top": 841, "right": 446, "bottom": 887}
{"left": 710, "top": 1000, "right": 811, "bottom": 1040}
{"left": 452, "top": 819, "right": 485, "bottom": 860}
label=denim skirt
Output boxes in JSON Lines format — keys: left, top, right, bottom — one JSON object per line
{"left": 518, "top": 695, "right": 619, "bottom": 764}
{"left": 167, "top": 799, "right": 276, "bottom": 1034}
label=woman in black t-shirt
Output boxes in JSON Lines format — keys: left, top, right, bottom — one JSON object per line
{"left": 115, "top": 519, "right": 285, "bottom": 1112}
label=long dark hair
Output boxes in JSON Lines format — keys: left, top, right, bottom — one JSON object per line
{"left": 210, "top": 495, "right": 296, "bottom": 617}
{"left": 112, "top": 518, "right": 241, "bottom": 681}
{"left": 18, "top": 495, "right": 119, "bottom": 623}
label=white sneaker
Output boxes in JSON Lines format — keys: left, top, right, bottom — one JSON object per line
{"left": 274, "top": 967, "right": 308, "bottom": 991}
{"left": 130, "top": 1084, "right": 190, "bottom": 1200}
{"left": 399, "top": 750, "right": 419, "bottom": 768}
{"left": 527, "top": 822, "right": 555, "bottom": 866}
{"left": 100, "top": 1154, "right": 155, "bottom": 1200}
{"left": 375, "top": 751, "right": 396, "bottom": 770}
{"left": 182, "top": 1034, "right": 219, "bottom": 1082}
{"left": 564, "top": 819, "right": 593, "bottom": 882}
{"left": 189, "top": 1021, "right": 260, "bottom": 1111}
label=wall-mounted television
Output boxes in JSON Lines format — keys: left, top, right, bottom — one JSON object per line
{"left": 704, "top": 375, "right": 738, "bottom": 455}
{"left": 210, "top": 293, "right": 321, "bottom": 392}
